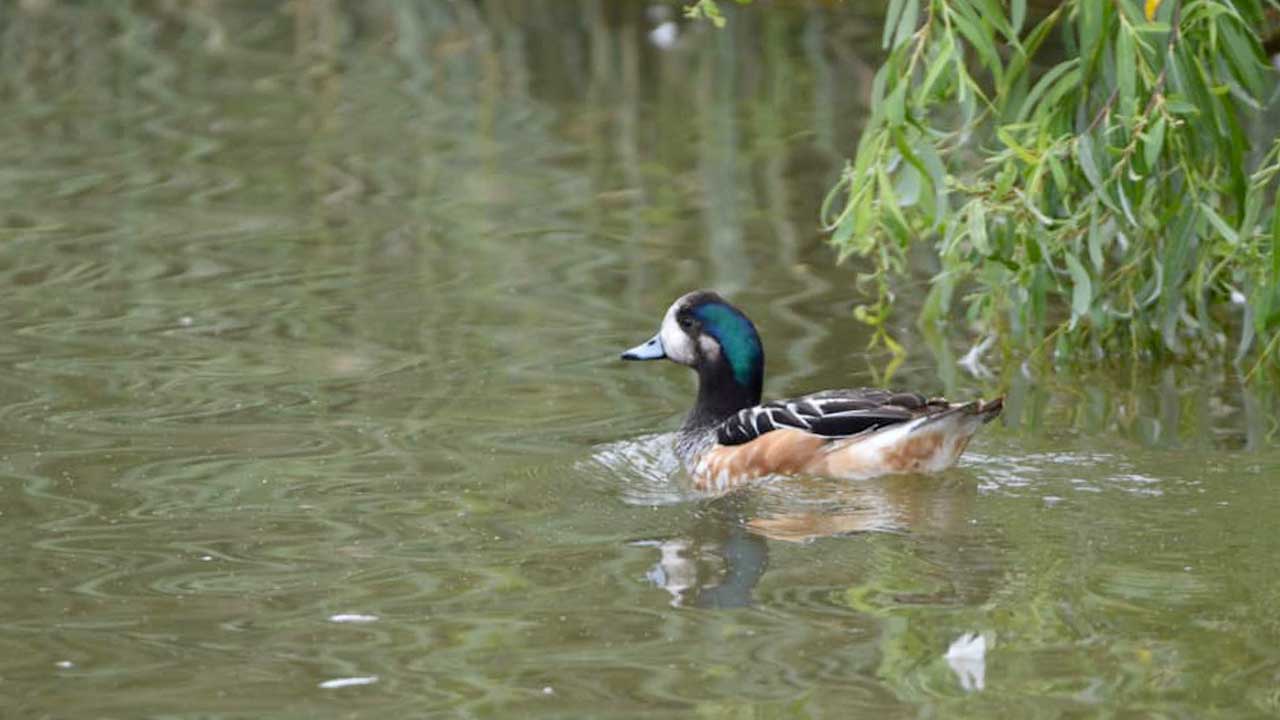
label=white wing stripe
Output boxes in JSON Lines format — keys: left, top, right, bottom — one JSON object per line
{"left": 786, "top": 403, "right": 812, "bottom": 428}
{"left": 818, "top": 409, "right": 902, "bottom": 419}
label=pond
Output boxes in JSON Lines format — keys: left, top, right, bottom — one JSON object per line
{"left": 2, "top": 2, "right": 1279, "bottom": 717}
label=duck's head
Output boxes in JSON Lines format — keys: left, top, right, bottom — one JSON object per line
{"left": 622, "top": 290, "right": 764, "bottom": 417}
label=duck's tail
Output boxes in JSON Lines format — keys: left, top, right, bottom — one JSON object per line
{"left": 920, "top": 396, "right": 1004, "bottom": 428}
{"left": 807, "top": 396, "right": 1002, "bottom": 480}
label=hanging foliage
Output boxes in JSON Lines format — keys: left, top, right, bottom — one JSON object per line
{"left": 818, "top": 0, "right": 1280, "bottom": 376}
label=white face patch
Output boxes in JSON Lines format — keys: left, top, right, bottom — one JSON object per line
{"left": 697, "top": 334, "right": 721, "bottom": 361}
{"left": 658, "top": 301, "right": 696, "bottom": 365}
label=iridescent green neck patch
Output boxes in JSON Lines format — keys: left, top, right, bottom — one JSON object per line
{"left": 694, "top": 302, "right": 762, "bottom": 387}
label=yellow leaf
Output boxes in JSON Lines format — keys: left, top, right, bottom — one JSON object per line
{"left": 1144, "top": 0, "right": 1162, "bottom": 21}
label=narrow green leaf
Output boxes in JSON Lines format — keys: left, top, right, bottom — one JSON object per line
{"left": 884, "top": 79, "right": 908, "bottom": 126}
{"left": 968, "top": 202, "right": 989, "bottom": 255}
{"left": 892, "top": 0, "right": 920, "bottom": 49}
{"left": 832, "top": 203, "right": 856, "bottom": 248}
{"left": 948, "top": 4, "right": 1003, "bottom": 83}
{"left": 1029, "top": 264, "right": 1047, "bottom": 330}
{"left": 1241, "top": 183, "right": 1264, "bottom": 244}
{"left": 1219, "top": 19, "right": 1266, "bottom": 99}
{"left": 882, "top": 0, "right": 906, "bottom": 49}
{"left": 1087, "top": 210, "right": 1106, "bottom": 272}
{"left": 1065, "top": 252, "right": 1092, "bottom": 323}
{"left": 1112, "top": 0, "right": 1143, "bottom": 25}
{"left": 1116, "top": 25, "right": 1136, "bottom": 105}
{"left": 1078, "top": 0, "right": 1104, "bottom": 67}
{"left": 1139, "top": 252, "right": 1163, "bottom": 307}
{"left": 1076, "top": 135, "right": 1103, "bottom": 192}
{"left": 1189, "top": 48, "right": 1232, "bottom": 137}
{"left": 868, "top": 64, "right": 889, "bottom": 110}
{"left": 976, "top": 0, "right": 1015, "bottom": 41}
{"left": 1143, "top": 115, "right": 1166, "bottom": 169}
{"left": 896, "top": 131, "right": 947, "bottom": 226}
{"left": 891, "top": 128, "right": 928, "bottom": 179}
{"left": 1163, "top": 96, "right": 1200, "bottom": 116}
{"left": 819, "top": 163, "right": 854, "bottom": 230}
{"left": 1011, "top": 0, "right": 1026, "bottom": 34}
{"left": 1117, "top": 182, "right": 1138, "bottom": 227}
{"left": 994, "top": 162, "right": 1017, "bottom": 196}
{"left": 1047, "top": 152, "right": 1069, "bottom": 195}
{"left": 1024, "top": 233, "right": 1043, "bottom": 264}
{"left": 895, "top": 164, "right": 923, "bottom": 207}
{"left": 997, "top": 126, "right": 1038, "bottom": 163}
{"left": 1037, "top": 65, "right": 1082, "bottom": 114}
{"left": 1236, "top": 294, "right": 1256, "bottom": 363}
{"left": 916, "top": 33, "right": 955, "bottom": 103}
{"left": 1201, "top": 202, "right": 1239, "bottom": 245}
{"left": 912, "top": 135, "right": 950, "bottom": 227}
{"left": 853, "top": 194, "right": 875, "bottom": 249}
{"left": 1016, "top": 60, "right": 1079, "bottom": 121}
{"left": 876, "top": 167, "right": 910, "bottom": 241}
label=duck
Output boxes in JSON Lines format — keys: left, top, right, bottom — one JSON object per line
{"left": 621, "top": 290, "right": 1003, "bottom": 493}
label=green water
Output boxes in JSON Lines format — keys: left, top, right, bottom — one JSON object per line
{"left": 2, "top": 3, "right": 1279, "bottom": 717}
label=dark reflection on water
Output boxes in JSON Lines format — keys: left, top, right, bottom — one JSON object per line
{"left": 1, "top": 1, "right": 1279, "bottom": 717}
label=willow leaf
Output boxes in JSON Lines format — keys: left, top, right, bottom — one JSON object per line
{"left": 1143, "top": 116, "right": 1166, "bottom": 169}
{"left": 1064, "top": 253, "right": 1093, "bottom": 323}
{"left": 1202, "top": 202, "right": 1239, "bottom": 245}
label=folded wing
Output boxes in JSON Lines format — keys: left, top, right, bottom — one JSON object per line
{"left": 716, "top": 388, "right": 950, "bottom": 446}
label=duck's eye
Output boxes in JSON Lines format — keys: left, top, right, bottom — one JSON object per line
{"left": 678, "top": 315, "right": 695, "bottom": 331}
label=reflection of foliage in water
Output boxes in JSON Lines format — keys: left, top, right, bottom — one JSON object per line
{"left": 0, "top": 0, "right": 879, "bottom": 364}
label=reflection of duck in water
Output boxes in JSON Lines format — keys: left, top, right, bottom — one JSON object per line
{"left": 621, "top": 291, "right": 1002, "bottom": 494}
{"left": 744, "top": 474, "right": 977, "bottom": 543}
{"left": 630, "top": 497, "right": 769, "bottom": 609}
{"left": 634, "top": 475, "right": 978, "bottom": 607}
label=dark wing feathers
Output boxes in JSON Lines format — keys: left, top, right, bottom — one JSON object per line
{"left": 716, "top": 388, "right": 949, "bottom": 446}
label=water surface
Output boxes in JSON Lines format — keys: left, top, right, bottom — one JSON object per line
{"left": 1, "top": 3, "right": 1279, "bottom": 717}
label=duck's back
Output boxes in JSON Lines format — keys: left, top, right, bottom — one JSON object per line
{"left": 716, "top": 388, "right": 951, "bottom": 446}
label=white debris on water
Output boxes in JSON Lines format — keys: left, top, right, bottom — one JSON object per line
{"left": 328, "top": 613, "right": 379, "bottom": 624}
{"left": 945, "top": 632, "right": 988, "bottom": 692}
{"left": 319, "top": 676, "right": 378, "bottom": 689}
